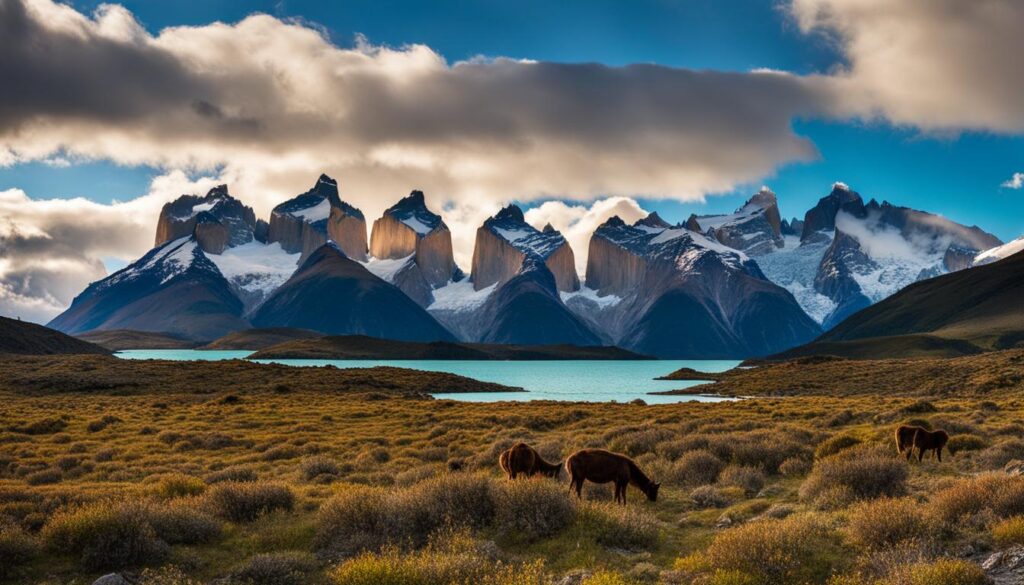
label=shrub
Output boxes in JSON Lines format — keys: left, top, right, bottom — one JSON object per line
{"left": 779, "top": 457, "right": 811, "bottom": 477}
{"left": 153, "top": 473, "right": 206, "bottom": 499}
{"left": 926, "top": 474, "right": 1024, "bottom": 524}
{"left": 879, "top": 559, "right": 988, "bottom": 585}
{"left": 580, "top": 572, "right": 633, "bottom": 585}
{"left": 690, "top": 486, "right": 736, "bottom": 509}
{"left": 577, "top": 501, "right": 659, "bottom": 549}
{"left": 26, "top": 468, "right": 62, "bottom": 485}
{"left": 9, "top": 416, "right": 67, "bottom": 435}
{"left": 493, "top": 479, "right": 575, "bottom": 542}
{"left": 800, "top": 447, "right": 906, "bottom": 503}
{"left": 946, "top": 434, "right": 986, "bottom": 454}
{"left": 0, "top": 522, "right": 38, "bottom": 578}
{"left": 845, "top": 497, "right": 933, "bottom": 551}
{"left": 316, "top": 473, "right": 496, "bottom": 556}
{"left": 977, "top": 439, "right": 1024, "bottom": 469}
{"left": 696, "top": 514, "right": 841, "bottom": 585}
{"left": 718, "top": 466, "right": 766, "bottom": 495}
{"left": 86, "top": 415, "right": 121, "bottom": 433}
{"left": 328, "top": 531, "right": 547, "bottom": 585}
{"left": 205, "top": 482, "right": 294, "bottom": 522}
{"left": 993, "top": 516, "right": 1024, "bottom": 547}
{"left": 670, "top": 450, "right": 724, "bottom": 485}
{"left": 230, "top": 551, "right": 318, "bottom": 585}
{"left": 41, "top": 501, "right": 169, "bottom": 570}
{"left": 205, "top": 466, "right": 257, "bottom": 484}
{"left": 607, "top": 427, "right": 675, "bottom": 457}
{"left": 301, "top": 456, "right": 341, "bottom": 482}
{"left": 815, "top": 435, "right": 862, "bottom": 460}
{"left": 261, "top": 445, "right": 301, "bottom": 461}
{"left": 147, "top": 499, "right": 221, "bottom": 544}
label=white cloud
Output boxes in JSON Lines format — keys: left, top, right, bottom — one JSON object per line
{"left": 1002, "top": 172, "right": 1024, "bottom": 189}
{"left": 524, "top": 198, "right": 650, "bottom": 274}
{"left": 790, "top": 0, "right": 1024, "bottom": 133}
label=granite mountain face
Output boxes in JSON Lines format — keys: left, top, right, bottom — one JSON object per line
{"left": 48, "top": 176, "right": 1011, "bottom": 357}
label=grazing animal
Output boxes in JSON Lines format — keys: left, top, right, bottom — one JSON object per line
{"left": 565, "top": 448, "right": 660, "bottom": 505}
{"left": 499, "top": 443, "right": 562, "bottom": 479}
{"left": 896, "top": 425, "right": 949, "bottom": 462}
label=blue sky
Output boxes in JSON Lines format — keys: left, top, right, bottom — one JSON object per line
{"left": 3, "top": 0, "right": 1022, "bottom": 242}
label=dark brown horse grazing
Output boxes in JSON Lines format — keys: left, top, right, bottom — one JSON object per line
{"left": 565, "top": 449, "right": 660, "bottom": 505}
{"left": 499, "top": 443, "right": 562, "bottom": 479}
{"left": 896, "top": 425, "right": 949, "bottom": 462}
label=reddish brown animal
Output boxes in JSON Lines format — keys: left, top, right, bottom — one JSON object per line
{"left": 565, "top": 448, "right": 659, "bottom": 505}
{"left": 896, "top": 425, "right": 949, "bottom": 462}
{"left": 499, "top": 443, "right": 561, "bottom": 479}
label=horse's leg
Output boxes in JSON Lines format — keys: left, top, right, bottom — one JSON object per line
{"left": 937, "top": 446, "right": 943, "bottom": 462}
{"left": 906, "top": 446, "right": 913, "bottom": 461}
{"left": 917, "top": 448, "right": 924, "bottom": 463}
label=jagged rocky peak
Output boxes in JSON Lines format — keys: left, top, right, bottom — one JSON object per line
{"left": 470, "top": 204, "right": 580, "bottom": 293}
{"left": 542, "top": 223, "right": 556, "bottom": 234}
{"left": 635, "top": 212, "right": 671, "bottom": 230}
{"left": 154, "top": 185, "right": 258, "bottom": 253}
{"left": 369, "top": 190, "right": 456, "bottom": 288}
{"left": 780, "top": 216, "right": 804, "bottom": 236}
{"left": 267, "top": 174, "right": 367, "bottom": 263}
{"left": 687, "top": 187, "right": 784, "bottom": 255}
{"left": 801, "top": 182, "right": 867, "bottom": 242}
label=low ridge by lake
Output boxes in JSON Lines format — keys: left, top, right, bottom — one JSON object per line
{"left": 115, "top": 349, "right": 739, "bottom": 404}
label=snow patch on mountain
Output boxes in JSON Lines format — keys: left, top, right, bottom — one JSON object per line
{"left": 286, "top": 198, "right": 331, "bottom": 223}
{"left": 974, "top": 236, "right": 1024, "bottom": 265}
{"left": 755, "top": 235, "right": 836, "bottom": 324}
{"left": 429, "top": 280, "right": 496, "bottom": 312}
{"left": 560, "top": 286, "right": 622, "bottom": 308}
{"left": 363, "top": 254, "right": 415, "bottom": 283}
{"left": 208, "top": 241, "right": 300, "bottom": 301}
{"left": 835, "top": 211, "right": 947, "bottom": 302}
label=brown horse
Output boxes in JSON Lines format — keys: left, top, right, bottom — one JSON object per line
{"left": 499, "top": 443, "right": 562, "bottom": 479}
{"left": 565, "top": 449, "right": 659, "bottom": 505}
{"left": 896, "top": 425, "right": 949, "bottom": 462}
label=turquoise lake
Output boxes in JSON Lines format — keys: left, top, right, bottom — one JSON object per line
{"left": 115, "top": 350, "right": 740, "bottom": 404}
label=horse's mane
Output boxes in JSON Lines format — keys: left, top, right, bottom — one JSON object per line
{"left": 535, "top": 454, "right": 561, "bottom": 473}
{"left": 626, "top": 458, "right": 654, "bottom": 490}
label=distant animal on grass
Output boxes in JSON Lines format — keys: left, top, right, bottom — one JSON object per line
{"left": 565, "top": 448, "right": 659, "bottom": 505}
{"left": 896, "top": 425, "right": 949, "bottom": 462}
{"left": 498, "top": 442, "right": 562, "bottom": 479}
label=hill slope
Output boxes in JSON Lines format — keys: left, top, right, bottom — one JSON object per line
{"left": 250, "top": 243, "right": 455, "bottom": 342}
{"left": 0, "top": 317, "right": 109, "bottom": 355}
{"left": 249, "top": 334, "right": 647, "bottom": 360}
{"left": 776, "top": 248, "right": 1024, "bottom": 359}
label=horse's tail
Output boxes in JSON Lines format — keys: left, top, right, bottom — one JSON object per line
{"left": 895, "top": 426, "right": 903, "bottom": 454}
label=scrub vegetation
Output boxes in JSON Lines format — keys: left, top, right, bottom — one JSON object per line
{"left": 1, "top": 351, "right": 1023, "bottom": 583}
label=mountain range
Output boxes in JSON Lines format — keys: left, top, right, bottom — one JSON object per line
{"left": 48, "top": 175, "right": 1016, "bottom": 358}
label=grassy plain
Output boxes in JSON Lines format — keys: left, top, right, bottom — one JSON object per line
{"left": 2, "top": 352, "right": 1024, "bottom": 584}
